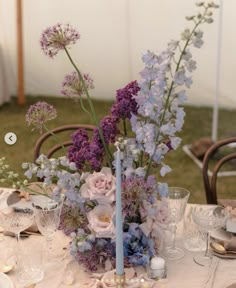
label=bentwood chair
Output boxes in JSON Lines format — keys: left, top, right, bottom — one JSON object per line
{"left": 202, "top": 137, "right": 236, "bottom": 204}
{"left": 33, "top": 124, "right": 95, "bottom": 162}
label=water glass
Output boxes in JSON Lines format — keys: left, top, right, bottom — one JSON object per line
{"left": 33, "top": 196, "right": 64, "bottom": 263}
{"left": 183, "top": 207, "right": 206, "bottom": 252}
{"left": 192, "top": 206, "right": 229, "bottom": 266}
{"left": 162, "top": 187, "right": 190, "bottom": 260}
{"left": 17, "top": 238, "right": 44, "bottom": 286}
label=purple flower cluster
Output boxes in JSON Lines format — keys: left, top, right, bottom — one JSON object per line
{"left": 111, "top": 80, "right": 140, "bottom": 120}
{"left": 59, "top": 204, "right": 88, "bottom": 236}
{"left": 68, "top": 129, "right": 90, "bottom": 170}
{"left": 68, "top": 81, "right": 140, "bottom": 171}
{"left": 74, "top": 239, "right": 114, "bottom": 272}
{"left": 40, "top": 23, "right": 80, "bottom": 58}
{"left": 122, "top": 176, "right": 158, "bottom": 222}
{"left": 68, "top": 117, "right": 119, "bottom": 171}
{"left": 25, "top": 101, "right": 57, "bottom": 133}
{"left": 61, "top": 71, "right": 94, "bottom": 99}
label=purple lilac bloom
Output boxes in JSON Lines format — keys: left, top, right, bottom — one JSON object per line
{"left": 69, "top": 116, "right": 119, "bottom": 171}
{"left": 25, "top": 101, "right": 57, "bottom": 133}
{"left": 89, "top": 116, "right": 119, "bottom": 170}
{"left": 61, "top": 71, "right": 94, "bottom": 99}
{"left": 67, "top": 129, "right": 90, "bottom": 170}
{"left": 40, "top": 23, "right": 80, "bottom": 58}
{"left": 111, "top": 80, "right": 140, "bottom": 120}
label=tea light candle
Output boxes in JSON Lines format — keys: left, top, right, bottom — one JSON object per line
{"left": 150, "top": 257, "right": 165, "bottom": 270}
{"left": 147, "top": 256, "right": 166, "bottom": 280}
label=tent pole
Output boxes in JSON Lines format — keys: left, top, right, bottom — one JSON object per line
{"left": 212, "top": 0, "right": 223, "bottom": 142}
{"left": 16, "top": 0, "right": 25, "bottom": 105}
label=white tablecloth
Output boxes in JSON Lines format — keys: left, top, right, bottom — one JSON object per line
{"left": 0, "top": 188, "right": 236, "bottom": 288}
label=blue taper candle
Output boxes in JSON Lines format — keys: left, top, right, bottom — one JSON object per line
{"left": 115, "top": 147, "right": 124, "bottom": 275}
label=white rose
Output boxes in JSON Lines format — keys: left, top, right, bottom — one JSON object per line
{"left": 81, "top": 167, "right": 116, "bottom": 203}
{"left": 87, "top": 204, "right": 115, "bottom": 238}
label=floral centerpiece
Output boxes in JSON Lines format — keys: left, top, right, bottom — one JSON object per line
{"left": 0, "top": 1, "right": 218, "bottom": 272}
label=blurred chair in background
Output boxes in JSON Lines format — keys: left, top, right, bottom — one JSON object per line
{"left": 202, "top": 137, "right": 236, "bottom": 204}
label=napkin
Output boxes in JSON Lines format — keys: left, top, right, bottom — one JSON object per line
{"left": 224, "top": 237, "right": 236, "bottom": 251}
{"left": 225, "top": 284, "right": 236, "bottom": 288}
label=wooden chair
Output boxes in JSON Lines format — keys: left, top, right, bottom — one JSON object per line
{"left": 33, "top": 124, "right": 95, "bottom": 162}
{"left": 202, "top": 137, "right": 236, "bottom": 204}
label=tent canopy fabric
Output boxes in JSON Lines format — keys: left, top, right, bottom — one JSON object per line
{"left": 0, "top": 0, "right": 235, "bottom": 108}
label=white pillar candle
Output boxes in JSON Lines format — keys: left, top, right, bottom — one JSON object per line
{"left": 115, "top": 148, "right": 124, "bottom": 275}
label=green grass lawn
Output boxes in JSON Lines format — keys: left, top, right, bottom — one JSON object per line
{"left": 1, "top": 96, "right": 236, "bottom": 204}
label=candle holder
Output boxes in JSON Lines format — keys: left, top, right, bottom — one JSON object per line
{"left": 114, "top": 273, "right": 126, "bottom": 288}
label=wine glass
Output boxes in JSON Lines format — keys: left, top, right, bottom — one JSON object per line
{"left": 0, "top": 206, "right": 43, "bottom": 284}
{"left": 162, "top": 187, "right": 190, "bottom": 260}
{"left": 33, "top": 196, "right": 64, "bottom": 263}
{"left": 192, "top": 206, "right": 229, "bottom": 266}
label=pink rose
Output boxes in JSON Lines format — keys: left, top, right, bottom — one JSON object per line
{"left": 80, "top": 167, "right": 116, "bottom": 203}
{"left": 87, "top": 204, "right": 115, "bottom": 238}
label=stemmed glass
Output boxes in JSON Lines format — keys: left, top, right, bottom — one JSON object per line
{"left": 192, "top": 206, "right": 229, "bottom": 266}
{"left": 162, "top": 187, "right": 190, "bottom": 260}
{"left": 33, "top": 196, "right": 64, "bottom": 264}
{"left": 0, "top": 206, "right": 43, "bottom": 284}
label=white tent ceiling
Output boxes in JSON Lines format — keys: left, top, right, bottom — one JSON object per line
{"left": 0, "top": 0, "right": 235, "bottom": 108}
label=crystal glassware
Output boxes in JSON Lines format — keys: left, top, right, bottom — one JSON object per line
{"left": 0, "top": 206, "right": 43, "bottom": 285}
{"left": 183, "top": 207, "right": 206, "bottom": 252}
{"left": 192, "top": 206, "right": 229, "bottom": 266}
{"left": 162, "top": 187, "right": 190, "bottom": 260}
{"left": 33, "top": 196, "right": 64, "bottom": 263}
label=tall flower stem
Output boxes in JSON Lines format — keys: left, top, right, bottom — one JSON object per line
{"left": 64, "top": 47, "right": 113, "bottom": 169}
{"left": 43, "top": 124, "right": 67, "bottom": 155}
{"left": 144, "top": 7, "right": 209, "bottom": 179}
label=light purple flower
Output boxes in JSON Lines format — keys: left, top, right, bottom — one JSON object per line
{"left": 61, "top": 71, "right": 94, "bottom": 99}
{"left": 40, "top": 23, "right": 80, "bottom": 58}
{"left": 25, "top": 101, "right": 57, "bottom": 133}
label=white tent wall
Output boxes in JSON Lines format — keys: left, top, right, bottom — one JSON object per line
{"left": 0, "top": 0, "right": 235, "bottom": 108}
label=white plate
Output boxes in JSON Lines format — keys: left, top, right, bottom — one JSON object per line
{"left": 0, "top": 272, "right": 14, "bottom": 288}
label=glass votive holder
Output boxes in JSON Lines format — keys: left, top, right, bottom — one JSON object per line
{"left": 146, "top": 256, "right": 167, "bottom": 281}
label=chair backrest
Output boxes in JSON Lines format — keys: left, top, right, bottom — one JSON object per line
{"left": 202, "top": 137, "right": 236, "bottom": 204}
{"left": 33, "top": 124, "right": 96, "bottom": 162}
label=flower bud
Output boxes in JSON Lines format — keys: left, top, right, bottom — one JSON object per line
{"left": 206, "top": 18, "right": 214, "bottom": 23}
{"left": 23, "top": 180, "right": 28, "bottom": 185}
{"left": 195, "top": 1, "right": 204, "bottom": 7}
{"left": 185, "top": 16, "right": 195, "bottom": 21}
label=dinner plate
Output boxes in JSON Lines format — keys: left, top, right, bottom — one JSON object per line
{"left": 0, "top": 272, "right": 14, "bottom": 288}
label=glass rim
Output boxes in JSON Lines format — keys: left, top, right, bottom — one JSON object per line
{"left": 166, "top": 187, "right": 190, "bottom": 198}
